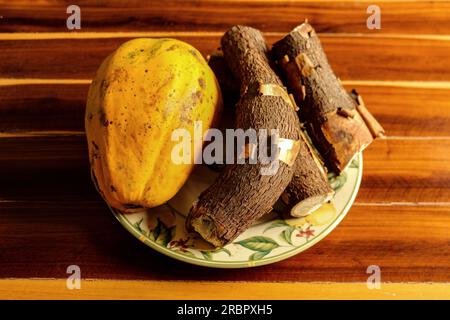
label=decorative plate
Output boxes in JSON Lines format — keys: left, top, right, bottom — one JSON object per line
{"left": 110, "top": 153, "right": 362, "bottom": 268}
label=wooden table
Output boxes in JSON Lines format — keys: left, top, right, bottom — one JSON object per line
{"left": 0, "top": 0, "right": 449, "bottom": 299}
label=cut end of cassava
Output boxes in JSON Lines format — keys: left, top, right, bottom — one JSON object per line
{"left": 187, "top": 200, "right": 229, "bottom": 247}
{"left": 289, "top": 192, "right": 334, "bottom": 217}
{"left": 280, "top": 131, "right": 334, "bottom": 218}
{"left": 188, "top": 215, "right": 224, "bottom": 248}
{"left": 317, "top": 109, "right": 374, "bottom": 173}
{"left": 317, "top": 89, "right": 384, "bottom": 173}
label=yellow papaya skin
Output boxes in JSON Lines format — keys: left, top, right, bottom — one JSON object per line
{"left": 86, "top": 38, "right": 223, "bottom": 212}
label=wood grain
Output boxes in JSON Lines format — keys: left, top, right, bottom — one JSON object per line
{"left": 1, "top": 35, "right": 450, "bottom": 80}
{"left": 360, "top": 138, "right": 450, "bottom": 203}
{"left": 0, "top": 202, "right": 448, "bottom": 282}
{"left": 0, "top": 84, "right": 87, "bottom": 133}
{"left": 353, "top": 85, "right": 450, "bottom": 137}
{"left": 1, "top": 0, "right": 450, "bottom": 34}
{"left": 0, "top": 137, "right": 449, "bottom": 204}
{"left": 2, "top": 84, "right": 450, "bottom": 136}
{"left": 0, "top": 0, "right": 449, "bottom": 289}
{"left": 0, "top": 280, "right": 449, "bottom": 300}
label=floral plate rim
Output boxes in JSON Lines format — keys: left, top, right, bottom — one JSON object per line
{"left": 110, "top": 153, "right": 363, "bottom": 268}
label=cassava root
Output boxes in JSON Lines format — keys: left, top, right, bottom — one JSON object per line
{"left": 207, "top": 46, "right": 333, "bottom": 219}
{"left": 186, "top": 25, "right": 301, "bottom": 246}
{"left": 272, "top": 21, "right": 385, "bottom": 174}
{"left": 186, "top": 25, "right": 334, "bottom": 247}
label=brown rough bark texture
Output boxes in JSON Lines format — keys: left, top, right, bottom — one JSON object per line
{"left": 281, "top": 130, "right": 333, "bottom": 216}
{"left": 272, "top": 21, "right": 385, "bottom": 174}
{"left": 186, "top": 26, "right": 303, "bottom": 247}
{"left": 206, "top": 53, "right": 237, "bottom": 172}
{"left": 207, "top": 52, "right": 239, "bottom": 109}
{"left": 208, "top": 45, "right": 333, "bottom": 218}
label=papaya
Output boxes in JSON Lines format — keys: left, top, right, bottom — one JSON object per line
{"left": 85, "top": 38, "right": 223, "bottom": 212}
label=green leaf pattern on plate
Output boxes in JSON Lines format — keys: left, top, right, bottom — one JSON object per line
{"left": 263, "top": 220, "right": 289, "bottom": 232}
{"left": 249, "top": 251, "right": 270, "bottom": 261}
{"left": 132, "top": 217, "right": 145, "bottom": 234}
{"left": 148, "top": 219, "right": 172, "bottom": 246}
{"left": 214, "top": 247, "right": 232, "bottom": 256}
{"left": 235, "top": 236, "right": 280, "bottom": 261}
{"left": 349, "top": 158, "right": 360, "bottom": 169}
{"left": 236, "top": 236, "right": 279, "bottom": 252}
{"left": 201, "top": 251, "right": 213, "bottom": 261}
{"left": 328, "top": 171, "right": 347, "bottom": 192}
{"left": 280, "top": 226, "right": 296, "bottom": 245}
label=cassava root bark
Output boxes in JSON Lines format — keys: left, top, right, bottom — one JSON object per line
{"left": 187, "top": 26, "right": 301, "bottom": 246}
{"left": 207, "top": 52, "right": 240, "bottom": 109}
{"left": 208, "top": 47, "right": 333, "bottom": 218}
{"left": 272, "top": 21, "right": 385, "bottom": 174}
{"left": 281, "top": 129, "right": 333, "bottom": 216}
{"left": 186, "top": 26, "right": 333, "bottom": 247}
{"left": 186, "top": 26, "right": 306, "bottom": 247}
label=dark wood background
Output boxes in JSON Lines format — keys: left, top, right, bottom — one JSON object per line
{"left": 0, "top": 0, "right": 449, "bottom": 283}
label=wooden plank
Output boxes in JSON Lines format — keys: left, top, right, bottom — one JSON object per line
{"left": 1, "top": 1, "right": 450, "bottom": 34}
{"left": 2, "top": 83, "right": 450, "bottom": 136}
{"left": 0, "top": 203, "right": 448, "bottom": 282}
{"left": 0, "top": 137, "right": 448, "bottom": 203}
{"left": 352, "top": 84, "right": 450, "bottom": 137}
{"left": 359, "top": 138, "right": 450, "bottom": 203}
{"left": 0, "top": 137, "right": 449, "bottom": 204}
{"left": 1, "top": 35, "right": 450, "bottom": 80}
{"left": 0, "top": 280, "right": 449, "bottom": 300}
{"left": 0, "top": 84, "right": 87, "bottom": 133}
